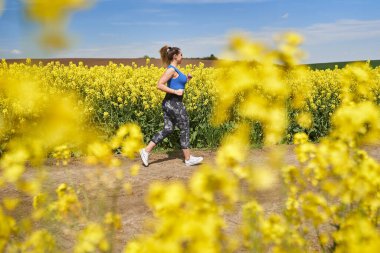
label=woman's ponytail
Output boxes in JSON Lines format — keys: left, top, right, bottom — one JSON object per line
{"left": 159, "top": 45, "right": 181, "bottom": 67}
{"left": 159, "top": 45, "right": 169, "bottom": 66}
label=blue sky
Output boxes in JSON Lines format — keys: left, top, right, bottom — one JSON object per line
{"left": 1, "top": 0, "right": 380, "bottom": 63}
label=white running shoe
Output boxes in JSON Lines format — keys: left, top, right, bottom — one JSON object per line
{"left": 139, "top": 148, "right": 149, "bottom": 167}
{"left": 185, "top": 155, "right": 203, "bottom": 166}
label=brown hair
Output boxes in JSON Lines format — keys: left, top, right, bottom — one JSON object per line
{"left": 159, "top": 45, "right": 181, "bottom": 66}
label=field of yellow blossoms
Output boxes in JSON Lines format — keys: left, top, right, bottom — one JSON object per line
{"left": 3, "top": 52, "right": 379, "bottom": 151}
{"left": 1, "top": 32, "right": 380, "bottom": 252}
{"left": 1, "top": 0, "right": 380, "bottom": 252}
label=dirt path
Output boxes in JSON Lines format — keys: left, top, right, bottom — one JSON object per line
{"left": 2, "top": 144, "right": 380, "bottom": 252}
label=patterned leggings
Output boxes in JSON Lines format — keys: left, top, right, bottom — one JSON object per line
{"left": 151, "top": 99, "right": 190, "bottom": 149}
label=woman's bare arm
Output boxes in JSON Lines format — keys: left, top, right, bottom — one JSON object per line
{"left": 157, "top": 68, "right": 183, "bottom": 96}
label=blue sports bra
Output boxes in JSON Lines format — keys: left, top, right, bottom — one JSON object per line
{"left": 167, "top": 64, "right": 187, "bottom": 90}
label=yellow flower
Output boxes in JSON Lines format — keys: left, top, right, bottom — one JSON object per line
{"left": 2, "top": 197, "right": 20, "bottom": 211}
{"left": 74, "top": 223, "right": 109, "bottom": 253}
{"left": 129, "top": 164, "right": 140, "bottom": 176}
{"left": 123, "top": 182, "right": 133, "bottom": 195}
{"left": 293, "top": 132, "right": 309, "bottom": 145}
{"left": 104, "top": 212, "right": 122, "bottom": 230}
{"left": 296, "top": 111, "right": 312, "bottom": 128}
{"left": 21, "top": 230, "right": 57, "bottom": 252}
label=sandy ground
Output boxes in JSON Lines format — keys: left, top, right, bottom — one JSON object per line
{"left": 2, "top": 144, "right": 380, "bottom": 252}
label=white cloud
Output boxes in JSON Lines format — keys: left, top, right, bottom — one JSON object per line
{"left": 303, "top": 19, "right": 380, "bottom": 44}
{"left": 110, "top": 21, "right": 181, "bottom": 26}
{"left": 11, "top": 49, "right": 22, "bottom": 55}
{"left": 0, "top": 0, "right": 20, "bottom": 13}
{"left": 0, "top": 8, "right": 18, "bottom": 11}
{"left": 23, "top": 19, "right": 380, "bottom": 64}
{"left": 281, "top": 13, "right": 289, "bottom": 19}
{"left": 137, "top": 8, "right": 165, "bottom": 13}
{"left": 51, "top": 35, "right": 228, "bottom": 59}
{"left": 165, "top": 35, "right": 228, "bottom": 57}
{"left": 153, "top": 0, "right": 269, "bottom": 3}
{"left": 216, "top": 19, "right": 380, "bottom": 63}
{"left": 151, "top": 19, "right": 380, "bottom": 62}
{"left": 98, "top": 33, "right": 114, "bottom": 36}
{"left": 250, "top": 19, "right": 380, "bottom": 45}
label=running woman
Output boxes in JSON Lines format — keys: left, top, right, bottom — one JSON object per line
{"left": 139, "top": 45, "right": 203, "bottom": 167}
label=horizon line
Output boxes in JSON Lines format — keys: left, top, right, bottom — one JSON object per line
{"left": 2, "top": 57, "right": 379, "bottom": 66}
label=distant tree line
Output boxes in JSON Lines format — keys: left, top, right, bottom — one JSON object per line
{"left": 143, "top": 54, "right": 218, "bottom": 60}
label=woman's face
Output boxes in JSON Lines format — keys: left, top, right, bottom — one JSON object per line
{"left": 174, "top": 50, "right": 183, "bottom": 64}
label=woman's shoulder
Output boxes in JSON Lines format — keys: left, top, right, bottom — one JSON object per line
{"left": 167, "top": 64, "right": 177, "bottom": 69}
{"left": 167, "top": 65, "right": 179, "bottom": 73}
{"left": 169, "top": 65, "right": 184, "bottom": 74}
{"left": 166, "top": 66, "right": 176, "bottom": 73}
{"left": 164, "top": 66, "right": 176, "bottom": 78}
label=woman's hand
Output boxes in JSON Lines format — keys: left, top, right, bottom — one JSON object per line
{"left": 187, "top": 73, "right": 193, "bottom": 81}
{"left": 174, "top": 89, "right": 184, "bottom": 96}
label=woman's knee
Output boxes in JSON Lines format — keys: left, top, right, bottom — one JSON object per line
{"left": 177, "top": 119, "right": 189, "bottom": 130}
{"left": 163, "top": 126, "right": 174, "bottom": 134}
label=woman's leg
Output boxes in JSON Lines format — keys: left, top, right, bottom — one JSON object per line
{"left": 140, "top": 101, "right": 175, "bottom": 166}
{"left": 182, "top": 148, "right": 190, "bottom": 161}
{"left": 145, "top": 141, "right": 156, "bottom": 153}
{"left": 172, "top": 101, "right": 191, "bottom": 160}
{"left": 173, "top": 101, "right": 203, "bottom": 165}
{"left": 146, "top": 100, "right": 175, "bottom": 153}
